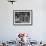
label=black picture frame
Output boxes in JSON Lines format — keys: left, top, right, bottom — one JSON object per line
{"left": 13, "top": 10, "right": 33, "bottom": 26}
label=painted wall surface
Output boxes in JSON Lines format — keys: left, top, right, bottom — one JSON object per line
{"left": 0, "top": 0, "right": 46, "bottom": 41}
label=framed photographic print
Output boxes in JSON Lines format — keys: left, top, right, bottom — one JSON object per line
{"left": 13, "top": 10, "right": 32, "bottom": 25}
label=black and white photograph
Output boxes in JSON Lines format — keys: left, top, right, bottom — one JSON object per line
{"left": 13, "top": 10, "right": 32, "bottom": 25}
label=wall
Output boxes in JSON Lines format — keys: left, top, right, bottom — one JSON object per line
{"left": 0, "top": 0, "right": 46, "bottom": 42}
